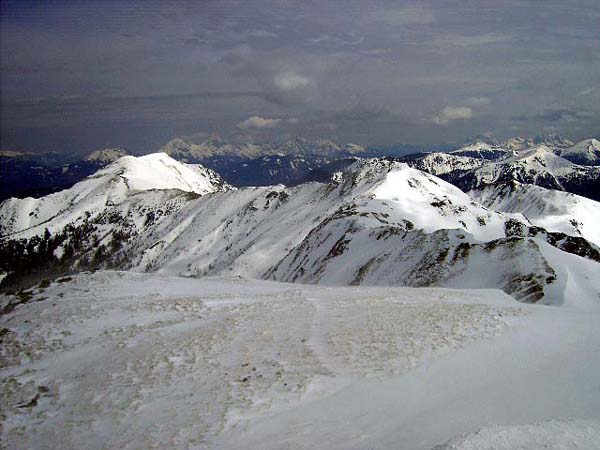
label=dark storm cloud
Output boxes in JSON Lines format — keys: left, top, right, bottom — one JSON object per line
{"left": 1, "top": 0, "right": 599, "bottom": 152}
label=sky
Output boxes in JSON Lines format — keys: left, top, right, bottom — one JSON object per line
{"left": 1, "top": 0, "right": 599, "bottom": 153}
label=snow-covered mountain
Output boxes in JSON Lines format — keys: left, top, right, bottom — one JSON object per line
{"left": 0, "top": 153, "right": 229, "bottom": 237}
{"left": 162, "top": 138, "right": 266, "bottom": 161}
{"left": 84, "top": 147, "right": 129, "bottom": 164}
{"left": 2, "top": 153, "right": 598, "bottom": 306}
{"left": 558, "top": 138, "right": 600, "bottom": 166}
{"left": 400, "top": 140, "right": 600, "bottom": 201}
{"left": 0, "top": 139, "right": 367, "bottom": 200}
{"left": 0, "top": 148, "right": 133, "bottom": 201}
{"left": 502, "top": 134, "right": 574, "bottom": 152}
{"left": 400, "top": 152, "right": 485, "bottom": 176}
{"left": 160, "top": 138, "right": 368, "bottom": 186}
{"left": 470, "top": 182, "right": 600, "bottom": 247}
{"left": 455, "top": 145, "right": 596, "bottom": 190}
{"left": 161, "top": 137, "right": 366, "bottom": 162}
{"left": 6, "top": 137, "right": 597, "bottom": 200}
{"left": 449, "top": 141, "right": 516, "bottom": 160}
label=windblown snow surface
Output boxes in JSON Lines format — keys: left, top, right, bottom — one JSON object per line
{"left": 1, "top": 271, "right": 599, "bottom": 449}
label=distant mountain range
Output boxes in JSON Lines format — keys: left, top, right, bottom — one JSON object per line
{"left": 1, "top": 140, "right": 599, "bottom": 306}
{"left": 160, "top": 138, "right": 369, "bottom": 186}
{"left": 0, "top": 139, "right": 367, "bottom": 200}
{"left": 0, "top": 147, "right": 129, "bottom": 200}
{"left": 161, "top": 137, "right": 366, "bottom": 160}
{"left": 308, "top": 139, "right": 600, "bottom": 201}
{"left": 2, "top": 136, "right": 599, "bottom": 201}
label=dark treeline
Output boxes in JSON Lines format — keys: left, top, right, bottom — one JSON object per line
{"left": 1, "top": 221, "right": 132, "bottom": 291}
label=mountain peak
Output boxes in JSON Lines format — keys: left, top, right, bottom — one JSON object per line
{"left": 84, "top": 148, "right": 129, "bottom": 163}
{"left": 531, "top": 133, "right": 574, "bottom": 148}
{"left": 559, "top": 139, "right": 600, "bottom": 166}
{"left": 501, "top": 134, "right": 574, "bottom": 152}
{"left": 95, "top": 152, "right": 229, "bottom": 195}
{"left": 368, "top": 162, "right": 517, "bottom": 241}
{"left": 0, "top": 152, "right": 230, "bottom": 237}
{"left": 450, "top": 142, "right": 513, "bottom": 160}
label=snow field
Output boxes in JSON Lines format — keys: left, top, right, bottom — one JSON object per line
{"left": 1, "top": 272, "right": 526, "bottom": 449}
{"left": 432, "top": 419, "right": 600, "bottom": 450}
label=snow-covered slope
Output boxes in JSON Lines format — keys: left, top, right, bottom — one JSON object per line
{"left": 2, "top": 136, "right": 599, "bottom": 449}
{"left": 402, "top": 141, "right": 600, "bottom": 202}
{"left": 1, "top": 272, "right": 599, "bottom": 449}
{"left": 0, "top": 153, "right": 229, "bottom": 237}
{"left": 462, "top": 146, "right": 581, "bottom": 187}
{"left": 400, "top": 152, "right": 484, "bottom": 176}
{"left": 559, "top": 138, "right": 600, "bottom": 166}
{"left": 449, "top": 142, "right": 515, "bottom": 160}
{"left": 124, "top": 159, "right": 564, "bottom": 304}
{"left": 262, "top": 163, "right": 598, "bottom": 303}
{"left": 3, "top": 157, "right": 598, "bottom": 306}
{"left": 470, "top": 182, "right": 600, "bottom": 246}
{"left": 133, "top": 159, "right": 532, "bottom": 276}
{"left": 451, "top": 145, "right": 600, "bottom": 200}
{"left": 93, "top": 153, "right": 227, "bottom": 193}
{"left": 433, "top": 420, "right": 600, "bottom": 450}
{"left": 368, "top": 162, "right": 518, "bottom": 241}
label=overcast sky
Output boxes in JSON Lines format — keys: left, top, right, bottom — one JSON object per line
{"left": 1, "top": 0, "right": 599, "bottom": 153}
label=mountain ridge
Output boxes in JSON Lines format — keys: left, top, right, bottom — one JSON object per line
{"left": 3, "top": 136, "right": 599, "bottom": 200}
{"left": 2, "top": 152, "right": 598, "bottom": 307}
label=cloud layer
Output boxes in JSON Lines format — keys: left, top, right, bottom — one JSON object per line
{"left": 1, "top": 0, "right": 599, "bottom": 152}
{"left": 237, "top": 116, "right": 281, "bottom": 130}
{"left": 433, "top": 107, "right": 473, "bottom": 125}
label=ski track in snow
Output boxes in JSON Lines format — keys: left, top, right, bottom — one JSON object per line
{"left": 2, "top": 271, "right": 599, "bottom": 449}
